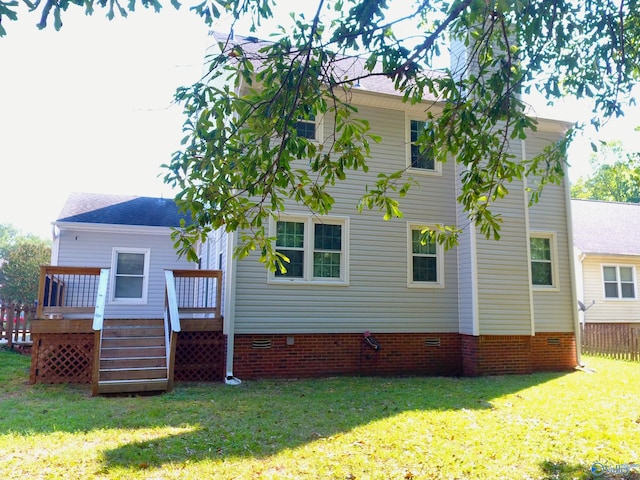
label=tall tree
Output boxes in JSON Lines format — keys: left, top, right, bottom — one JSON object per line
{"left": 3, "top": 1, "right": 639, "bottom": 267}
{"left": 571, "top": 141, "right": 640, "bottom": 202}
{"left": 0, "top": 237, "right": 51, "bottom": 304}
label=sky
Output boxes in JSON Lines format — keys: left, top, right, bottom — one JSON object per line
{"left": 1, "top": 1, "right": 639, "bottom": 241}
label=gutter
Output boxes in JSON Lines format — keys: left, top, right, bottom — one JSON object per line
{"left": 224, "top": 229, "right": 241, "bottom": 385}
{"left": 563, "top": 164, "right": 582, "bottom": 366}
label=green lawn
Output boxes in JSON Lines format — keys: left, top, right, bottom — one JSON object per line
{"left": 0, "top": 347, "right": 638, "bottom": 479}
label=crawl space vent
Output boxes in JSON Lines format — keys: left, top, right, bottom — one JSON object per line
{"left": 252, "top": 339, "right": 272, "bottom": 349}
{"left": 547, "top": 337, "right": 561, "bottom": 345}
{"left": 424, "top": 338, "right": 441, "bottom": 347}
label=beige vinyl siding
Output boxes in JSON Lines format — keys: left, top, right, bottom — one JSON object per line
{"left": 474, "top": 177, "right": 533, "bottom": 335}
{"left": 233, "top": 104, "right": 460, "bottom": 334}
{"left": 455, "top": 164, "right": 477, "bottom": 335}
{"left": 55, "top": 227, "right": 195, "bottom": 318}
{"left": 526, "top": 133, "right": 575, "bottom": 332}
{"left": 580, "top": 254, "right": 640, "bottom": 323}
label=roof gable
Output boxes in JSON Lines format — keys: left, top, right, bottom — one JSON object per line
{"left": 56, "top": 192, "right": 191, "bottom": 228}
{"left": 572, "top": 199, "right": 640, "bottom": 256}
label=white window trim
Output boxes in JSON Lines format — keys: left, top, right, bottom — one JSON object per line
{"left": 601, "top": 264, "right": 637, "bottom": 300}
{"left": 268, "top": 214, "right": 349, "bottom": 285}
{"left": 407, "top": 223, "right": 445, "bottom": 289}
{"left": 405, "top": 114, "right": 442, "bottom": 176}
{"left": 109, "top": 247, "right": 151, "bottom": 304}
{"left": 530, "top": 231, "right": 559, "bottom": 291}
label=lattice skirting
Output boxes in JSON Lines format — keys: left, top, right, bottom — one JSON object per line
{"left": 30, "top": 333, "right": 94, "bottom": 384}
{"left": 174, "top": 332, "right": 226, "bottom": 382}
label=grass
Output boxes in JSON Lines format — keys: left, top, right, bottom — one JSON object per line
{"left": 0, "top": 347, "right": 638, "bottom": 479}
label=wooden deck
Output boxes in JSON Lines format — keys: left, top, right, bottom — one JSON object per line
{"left": 29, "top": 267, "right": 226, "bottom": 394}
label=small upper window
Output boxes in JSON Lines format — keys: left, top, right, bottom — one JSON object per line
{"left": 296, "top": 115, "right": 316, "bottom": 140}
{"left": 603, "top": 266, "right": 635, "bottom": 299}
{"left": 406, "top": 116, "right": 440, "bottom": 174}
{"left": 409, "top": 120, "right": 435, "bottom": 170}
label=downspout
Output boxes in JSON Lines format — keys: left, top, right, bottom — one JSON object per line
{"left": 224, "top": 230, "right": 241, "bottom": 385}
{"left": 522, "top": 140, "right": 536, "bottom": 336}
{"left": 563, "top": 163, "right": 582, "bottom": 366}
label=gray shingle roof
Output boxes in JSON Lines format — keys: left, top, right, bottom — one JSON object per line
{"left": 571, "top": 199, "right": 640, "bottom": 256}
{"left": 56, "top": 192, "right": 192, "bottom": 228}
{"left": 214, "top": 32, "right": 440, "bottom": 101}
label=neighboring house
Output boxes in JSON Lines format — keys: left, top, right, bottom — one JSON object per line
{"left": 199, "top": 35, "right": 579, "bottom": 380}
{"left": 572, "top": 199, "right": 640, "bottom": 325}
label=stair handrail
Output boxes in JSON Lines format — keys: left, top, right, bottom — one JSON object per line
{"left": 164, "top": 270, "right": 181, "bottom": 392}
{"left": 91, "top": 268, "right": 109, "bottom": 396}
{"left": 164, "top": 270, "right": 181, "bottom": 333}
{"left": 92, "top": 268, "right": 110, "bottom": 331}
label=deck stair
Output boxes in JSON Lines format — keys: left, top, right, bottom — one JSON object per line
{"left": 95, "top": 319, "right": 169, "bottom": 395}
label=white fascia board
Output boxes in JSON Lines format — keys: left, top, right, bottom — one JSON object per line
{"left": 53, "top": 221, "right": 175, "bottom": 236}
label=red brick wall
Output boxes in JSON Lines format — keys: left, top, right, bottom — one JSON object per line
{"left": 530, "top": 333, "right": 577, "bottom": 371}
{"left": 232, "top": 333, "right": 463, "bottom": 379}
{"left": 461, "top": 333, "right": 577, "bottom": 376}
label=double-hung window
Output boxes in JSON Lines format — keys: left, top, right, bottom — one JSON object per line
{"left": 271, "top": 215, "right": 348, "bottom": 284}
{"left": 603, "top": 265, "right": 636, "bottom": 299}
{"left": 408, "top": 224, "right": 444, "bottom": 288}
{"left": 295, "top": 113, "right": 323, "bottom": 142}
{"left": 110, "top": 248, "right": 150, "bottom": 303}
{"left": 530, "top": 233, "right": 557, "bottom": 289}
{"left": 406, "top": 116, "right": 441, "bottom": 174}
{"left": 296, "top": 115, "right": 317, "bottom": 140}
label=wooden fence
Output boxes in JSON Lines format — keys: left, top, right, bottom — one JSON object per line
{"left": 581, "top": 323, "right": 640, "bottom": 361}
{"left": 1, "top": 303, "right": 35, "bottom": 349}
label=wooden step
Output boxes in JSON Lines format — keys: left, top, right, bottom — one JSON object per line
{"left": 100, "top": 356, "right": 167, "bottom": 369}
{"left": 99, "top": 367, "right": 167, "bottom": 381}
{"left": 101, "top": 336, "right": 165, "bottom": 348}
{"left": 100, "top": 346, "right": 167, "bottom": 358}
{"left": 101, "top": 326, "right": 165, "bottom": 337}
{"left": 102, "top": 319, "right": 164, "bottom": 328}
{"left": 95, "top": 319, "right": 170, "bottom": 396}
{"left": 96, "top": 378, "right": 169, "bottom": 395}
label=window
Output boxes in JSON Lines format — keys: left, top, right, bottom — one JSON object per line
{"left": 271, "top": 215, "right": 348, "bottom": 284}
{"left": 408, "top": 224, "right": 444, "bottom": 288}
{"left": 406, "top": 117, "right": 440, "bottom": 174}
{"left": 296, "top": 115, "right": 316, "bottom": 140}
{"left": 603, "top": 265, "right": 636, "bottom": 299}
{"left": 530, "top": 233, "right": 557, "bottom": 289}
{"left": 110, "top": 248, "right": 150, "bottom": 303}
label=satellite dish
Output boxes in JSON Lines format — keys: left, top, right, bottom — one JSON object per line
{"left": 578, "top": 300, "right": 595, "bottom": 312}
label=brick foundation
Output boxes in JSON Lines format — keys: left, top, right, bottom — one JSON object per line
{"left": 461, "top": 332, "right": 577, "bottom": 376}
{"left": 232, "top": 333, "right": 463, "bottom": 379}
{"left": 233, "top": 332, "right": 577, "bottom": 379}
